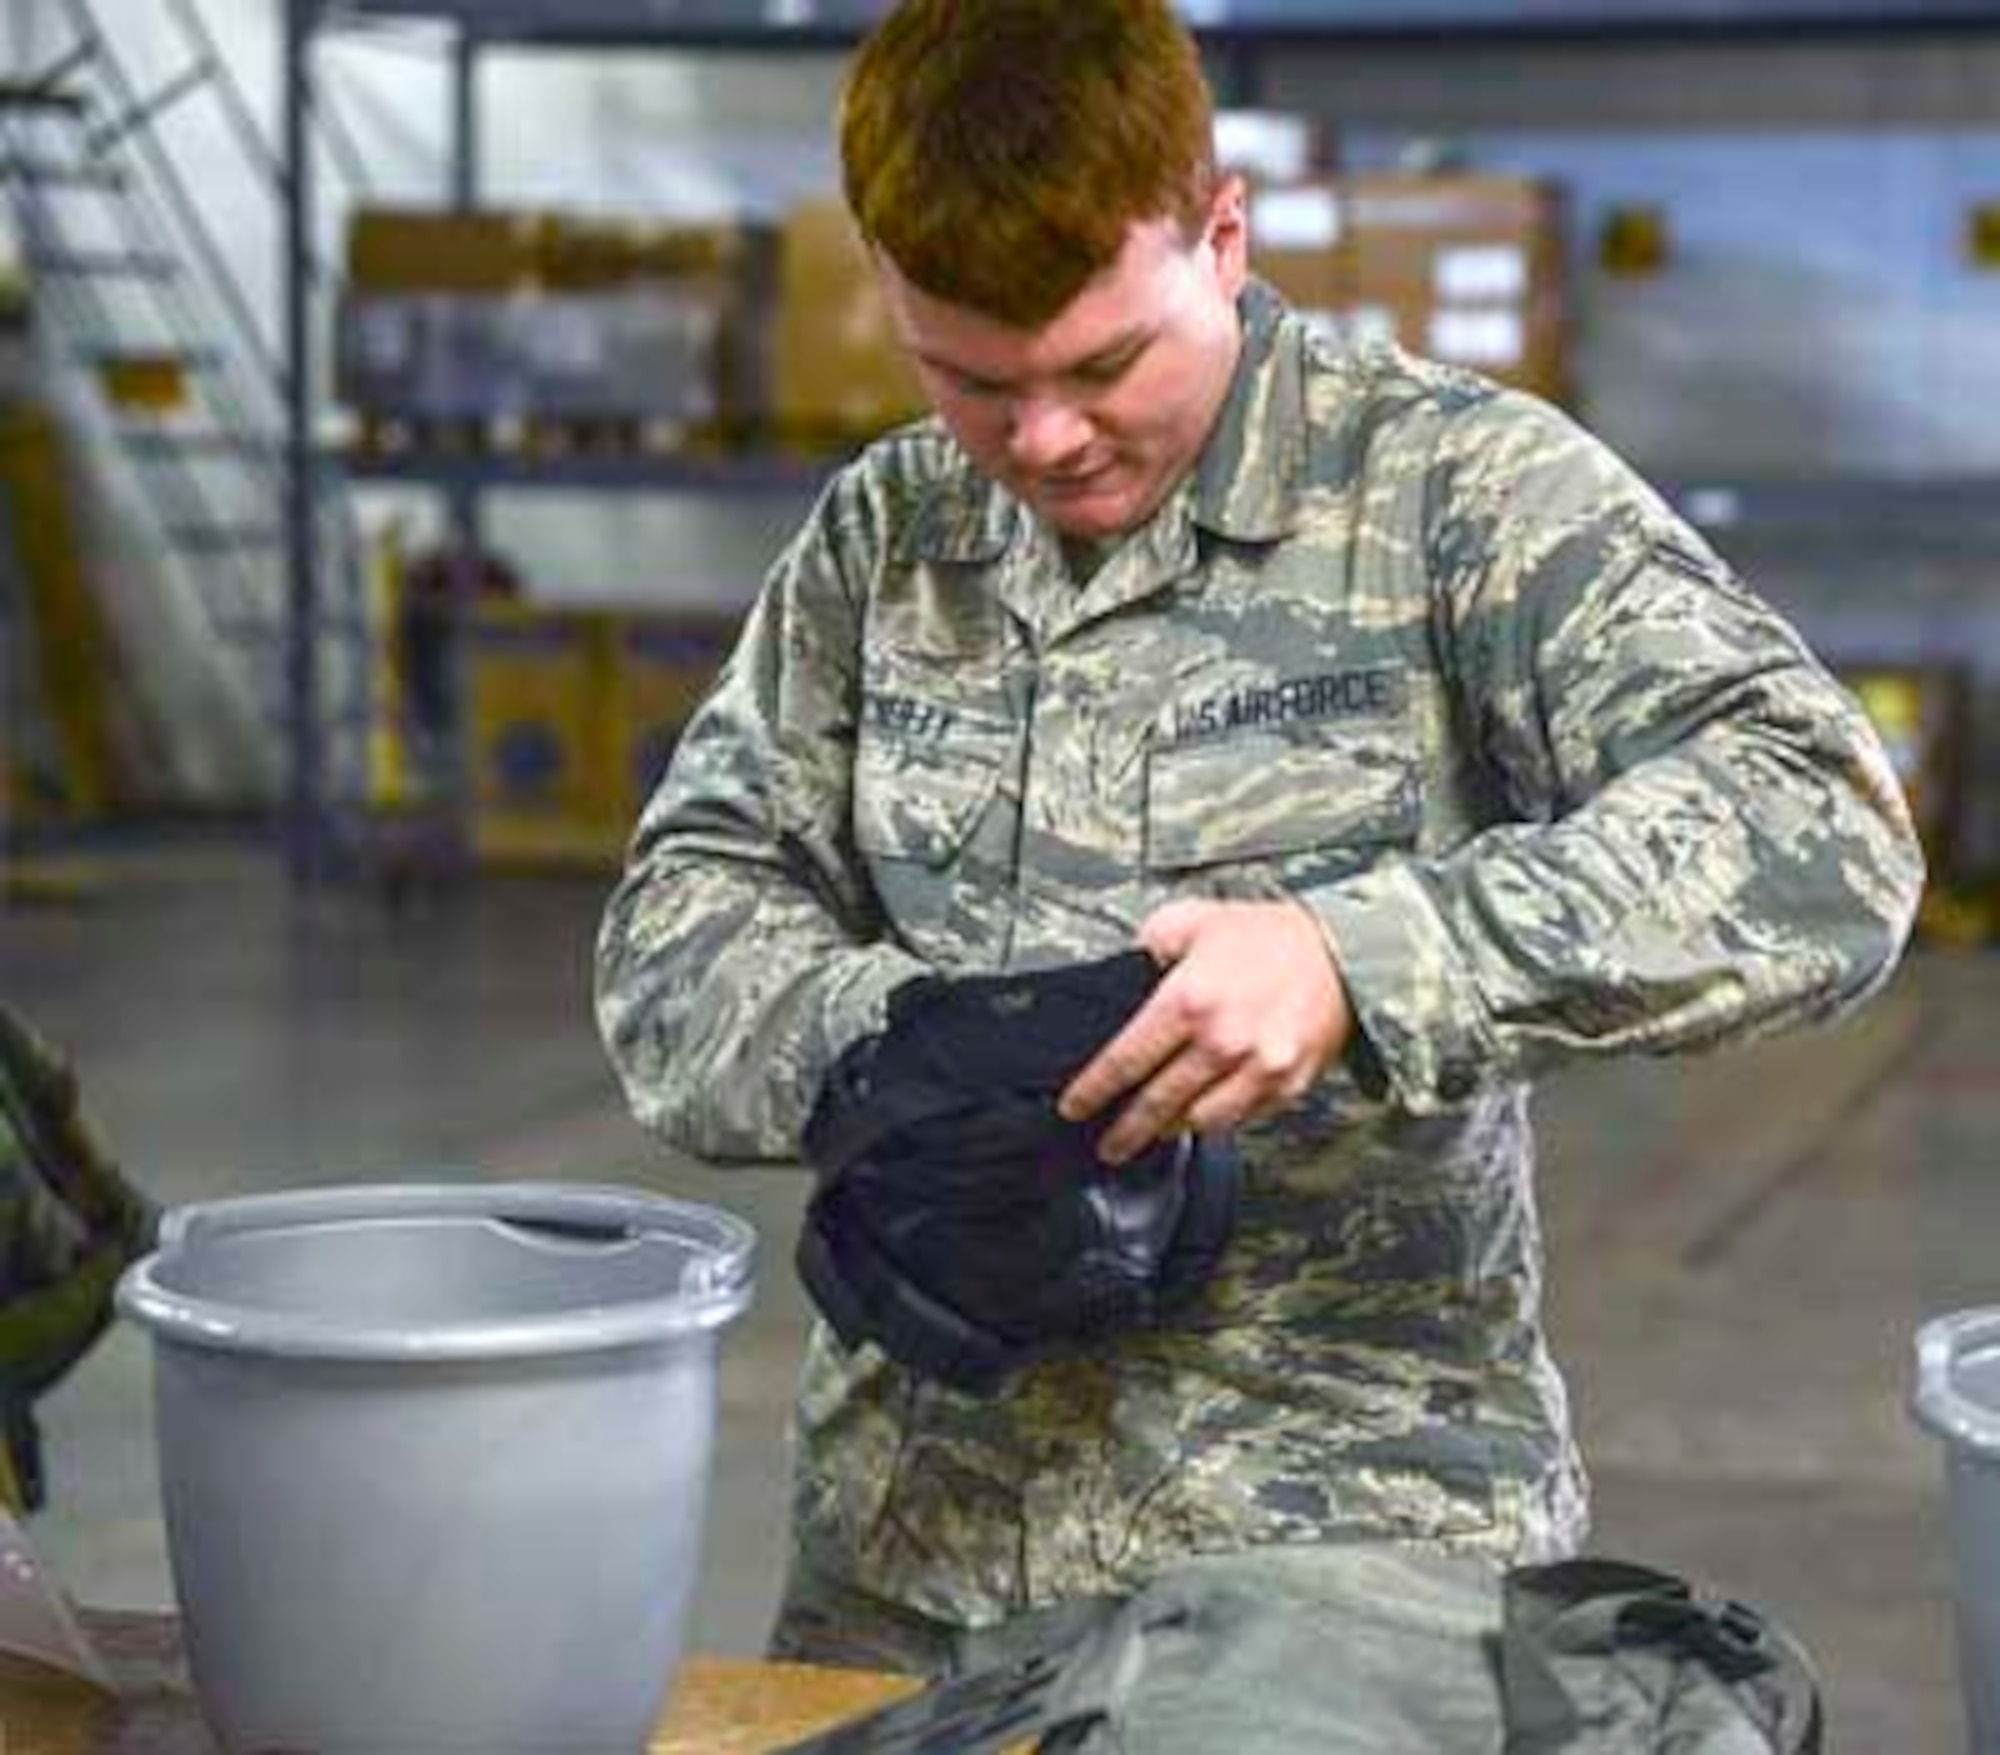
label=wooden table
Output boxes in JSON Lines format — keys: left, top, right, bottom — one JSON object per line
{"left": 0, "top": 1611, "right": 919, "bottom": 1753}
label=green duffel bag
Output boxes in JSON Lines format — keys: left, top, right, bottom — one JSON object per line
{"left": 0, "top": 1002, "right": 159, "bottom": 1512}
{"left": 779, "top": 1545, "right": 1822, "bottom": 1755}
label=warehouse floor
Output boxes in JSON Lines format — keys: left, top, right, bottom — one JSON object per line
{"left": 0, "top": 833, "right": 1982, "bottom": 1748}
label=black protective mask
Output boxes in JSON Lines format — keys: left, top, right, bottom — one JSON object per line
{"left": 798, "top": 951, "right": 1240, "bottom": 1395}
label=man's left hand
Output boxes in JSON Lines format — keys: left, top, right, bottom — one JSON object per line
{"left": 1057, "top": 898, "right": 1353, "bottom": 1164}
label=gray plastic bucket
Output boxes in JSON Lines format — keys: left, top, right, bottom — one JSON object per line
{"left": 1914, "top": 1308, "right": 2000, "bottom": 1752}
{"left": 115, "top": 1181, "right": 755, "bottom": 1755}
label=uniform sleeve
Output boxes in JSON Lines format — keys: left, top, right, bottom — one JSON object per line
{"left": 1311, "top": 390, "right": 1925, "bottom": 1113}
{"left": 594, "top": 470, "right": 929, "bottom": 1162}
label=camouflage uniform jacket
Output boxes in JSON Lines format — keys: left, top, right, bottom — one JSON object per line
{"left": 597, "top": 281, "right": 1924, "bottom": 1628}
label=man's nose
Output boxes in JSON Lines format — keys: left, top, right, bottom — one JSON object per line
{"left": 1006, "top": 393, "right": 1092, "bottom": 471}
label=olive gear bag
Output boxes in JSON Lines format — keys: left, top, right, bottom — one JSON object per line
{"left": 776, "top": 1547, "right": 1824, "bottom": 1755}
{"left": 0, "top": 1003, "right": 158, "bottom": 1511}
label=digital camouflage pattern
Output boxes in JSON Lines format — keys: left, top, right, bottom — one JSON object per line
{"left": 0, "top": 1004, "right": 158, "bottom": 1510}
{"left": 596, "top": 281, "right": 1923, "bottom": 1628}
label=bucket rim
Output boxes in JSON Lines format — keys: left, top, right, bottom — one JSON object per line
{"left": 1912, "top": 1308, "right": 2000, "bottom": 1456}
{"left": 114, "top": 1180, "right": 756, "bottom": 1362}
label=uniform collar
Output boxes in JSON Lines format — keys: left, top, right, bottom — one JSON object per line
{"left": 906, "top": 451, "right": 1020, "bottom": 564}
{"left": 1191, "top": 279, "right": 1307, "bottom": 545}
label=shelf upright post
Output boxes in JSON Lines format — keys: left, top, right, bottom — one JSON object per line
{"left": 442, "top": 21, "right": 482, "bottom": 871}
{"left": 281, "top": 0, "right": 323, "bottom": 886}
{"left": 449, "top": 25, "right": 478, "bottom": 211}
{"left": 1208, "top": 34, "right": 1264, "bottom": 107}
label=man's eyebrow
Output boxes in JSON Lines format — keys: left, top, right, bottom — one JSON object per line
{"left": 1068, "top": 327, "right": 1153, "bottom": 374}
{"left": 915, "top": 347, "right": 1009, "bottom": 385}
{"left": 916, "top": 325, "right": 1156, "bottom": 387}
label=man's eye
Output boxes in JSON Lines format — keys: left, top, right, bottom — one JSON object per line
{"left": 949, "top": 371, "right": 1007, "bottom": 398}
{"left": 1074, "top": 350, "right": 1140, "bottom": 388}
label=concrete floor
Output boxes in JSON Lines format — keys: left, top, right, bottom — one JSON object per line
{"left": 0, "top": 835, "right": 1983, "bottom": 1748}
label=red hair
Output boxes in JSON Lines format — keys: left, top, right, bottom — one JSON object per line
{"left": 840, "top": 0, "right": 1218, "bottom": 328}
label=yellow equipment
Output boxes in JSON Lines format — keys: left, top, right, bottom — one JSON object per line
{"left": 0, "top": 402, "right": 120, "bottom": 822}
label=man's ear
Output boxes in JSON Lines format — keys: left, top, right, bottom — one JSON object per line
{"left": 1207, "top": 172, "right": 1250, "bottom": 296}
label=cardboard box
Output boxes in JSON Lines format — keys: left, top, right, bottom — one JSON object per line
{"left": 537, "top": 215, "right": 777, "bottom": 433}
{"left": 337, "top": 295, "right": 515, "bottom": 423}
{"left": 1253, "top": 172, "right": 1571, "bottom": 405}
{"left": 535, "top": 214, "right": 743, "bottom": 290}
{"left": 1349, "top": 173, "right": 1569, "bottom": 402}
{"left": 465, "top": 602, "right": 624, "bottom": 868}
{"left": 513, "top": 292, "right": 729, "bottom": 426}
{"left": 770, "top": 197, "right": 927, "bottom": 441}
{"left": 1250, "top": 180, "right": 1350, "bottom": 311}
{"left": 350, "top": 207, "right": 748, "bottom": 297}
{"left": 341, "top": 209, "right": 777, "bottom": 441}
{"left": 1216, "top": 109, "right": 1328, "bottom": 185}
{"left": 348, "top": 208, "right": 538, "bottom": 295}
{"left": 336, "top": 290, "right": 734, "bottom": 433}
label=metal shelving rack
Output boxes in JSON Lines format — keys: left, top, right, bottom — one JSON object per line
{"left": 281, "top": 0, "right": 2000, "bottom": 880}
{"left": 305, "top": 0, "right": 2000, "bottom": 47}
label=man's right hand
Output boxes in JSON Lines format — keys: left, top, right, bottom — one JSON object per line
{"left": 1057, "top": 897, "right": 1353, "bottom": 1163}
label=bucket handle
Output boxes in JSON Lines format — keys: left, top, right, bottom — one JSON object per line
{"left": 486, "top": 1216, "right": 644, "bottom": 1255}
{"left": 1913, "top": 1310, "right": 2000, "bottom": 1456}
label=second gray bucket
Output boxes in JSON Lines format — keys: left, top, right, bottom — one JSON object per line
{"left": 1915, "top": 1308, "right": 2000, "bottom": 1753}
{"left": 116, "top": 1180, "right": 756, "bottom": 1755}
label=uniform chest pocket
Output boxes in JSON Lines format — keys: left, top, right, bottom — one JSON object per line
{"left": 1144, "top": 720, "right": 1420, "bottom": 876}
{"left": 853, "top": 714, "right": 1010, "bottom": 868}
{"left": 853, "top": 696, "right": 1016, "bottom": 962}
{"left": 851, "top": 640, "right": 1018, "bottom": 865}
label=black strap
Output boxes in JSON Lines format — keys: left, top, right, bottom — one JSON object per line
{"left": 1617, "top": 1589, "right": 1778, "bottom": 1686}
{"left": 1500, "top": 1558, "right": 1825, "bottom": 1754}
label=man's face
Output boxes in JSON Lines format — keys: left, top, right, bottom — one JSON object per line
{"left": 875, "top": 180, "right": 1249, "bottom": 542}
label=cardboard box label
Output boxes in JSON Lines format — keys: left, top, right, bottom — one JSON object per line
{"left": 1253, "top": 187, "right": 1342, "bottom": 252}
{"left": 1428, "top": 307, "right": 1525, "bottom": 368}
{"left": 1216, "top": 110, "right": 1320, "bottom": 184}
{"left": 1435, "top": 244, "right": 1528, "bottom": 302}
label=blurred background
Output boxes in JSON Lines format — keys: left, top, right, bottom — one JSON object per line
{"left": 1, "top": 4, "right": 1995, "bottom": 1749}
